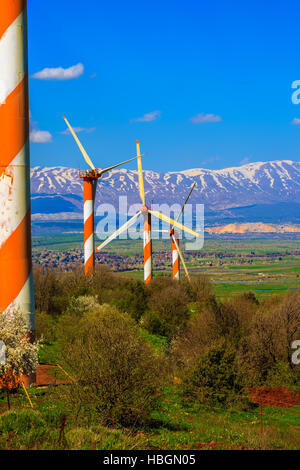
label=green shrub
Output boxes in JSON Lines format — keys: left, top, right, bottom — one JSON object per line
{"left": 141, "top": 310, "right": 163, "bottom": 336}
{"left": 112, "top": 280, "right": 147, "bottom": 321}
{"left": 66, "top": 295, "right": 101, "bottom": 317}
{"left": 182, "top": 341, "right": 242, "bottom": 405}
{"left": 146, "top": 278, "right": 189, "bottom": 338}
{"left": 0, "top": 410, "right": 46, "bottom": 434}
{"left": 36, "top": 311, "right": 57, "bottom": 342}
{"left": 34, "top": 267, "right": 68, "bottom": 317}
{"left": 266, "top": 361, "right": 300, "bottom": 387}
{"left": 59, "top": 308, "right": 166, "bottom": 426}
{"left": 187, "top": 275, "right": 216, "bottom": 308}
{"left": 0, "top": 410, "right": 51, "bottom": 449}
{"left": 237, "top": 291, "right": 300, "bottom": 384}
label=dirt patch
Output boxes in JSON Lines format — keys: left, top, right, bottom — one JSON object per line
{"left": 35, "top": 365, "right": 69, "bottom": 386}
{"left": 0, "top": 365, "right": 69, "bottom": 389}
{"left": 247, "top": 387, "right": 300, "bottom": 408}
{"left": 194, "top": 441, "right": 220, "bottom": 450}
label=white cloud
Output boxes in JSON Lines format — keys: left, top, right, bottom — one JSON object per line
{"left": 131, "top": 110, "right": 161, "bottom": 123}
{"left": 30, "top": 130, "right": 52, "bottom": 143}
{"left": 32, "top": 63, "right": 84, "bottom": 81}
{"left": 29, "top": 111, "right": 52, "bottom": 143}
{"left": 60, "top": 127, "right": 96, "bottom": 135}
{"left": 190, "top": 112, "right": 222, "bottom": 123}
{"left": 292, "top": 118, "right": 300, "bottom": 125}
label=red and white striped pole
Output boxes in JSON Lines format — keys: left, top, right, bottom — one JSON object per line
{"left": 143, "top": 208, "right": 152, "bottom": 284}
{"left": 0, "top": 1, "right": 35, "bottom": 332}
{"left": 83, "top": 177, "right": 95, "bottom": 276}
{"left": 172, "top": 236, "right": 180, "bottom": 280}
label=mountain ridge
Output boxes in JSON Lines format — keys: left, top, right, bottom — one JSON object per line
{"left": 30, "top": 160, "right": 300, "bottom": 214}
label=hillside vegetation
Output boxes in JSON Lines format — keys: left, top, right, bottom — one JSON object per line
{"left": 0, "top": 266, "right": 299, "bottom": 450}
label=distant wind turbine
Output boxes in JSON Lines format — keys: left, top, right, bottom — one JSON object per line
{"left": 63, "top": 116, "right": 147, "bottom": 276}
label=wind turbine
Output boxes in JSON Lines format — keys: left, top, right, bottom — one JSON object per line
{"left": 96, "top": 141, "right": 201, "bottom": 284}
{"left": 62, "top": 116, "right": 146, "bottom": 277}
{"left": 152, "top": 182, "right": 196, "bottom": 282}
{"left": 169, "top": 182, "right": 197, "bottom": 282}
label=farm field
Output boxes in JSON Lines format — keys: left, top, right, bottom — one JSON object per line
{"left": 32, "top": 234, "right": 300, "bottom": 299}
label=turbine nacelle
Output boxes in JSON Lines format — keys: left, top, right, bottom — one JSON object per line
{"left": 78, "top": 169, "right": 101, "bottom": 180}
{"left": 63, "top": 115, "right": 146, "bottom": 177}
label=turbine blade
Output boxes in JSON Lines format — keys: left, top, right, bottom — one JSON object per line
{"left": 100, "top": 153, "right": 147, "bottom": 175}
{"left": 151, "top": 229, "right": 169, "bottom": 233}
{"left": 62, "top": 116, "right": 95, "bottom": 170}
{"left": 95, "top": 211, "right": 142, "bottom": 251}
{"left": 172, "top": 235, "right": 191, "bottom": 282}
{"left": 128, "top": 229, "right": 167, "bottom": 233}
{"left": 136, "top": 140, "right": 145, "bottom": 206}
{"left": 175, "top": 182, "right": 196, "bottom": 223}
{"left": 148, "top": 210, "right": 201, "bottom": 239}
{"left": 128, "top": 228, "right": 169, "bottom": 233}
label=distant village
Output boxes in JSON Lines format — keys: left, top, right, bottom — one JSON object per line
{"left": 32, "top": 246, "right": 299, "bottom": 272}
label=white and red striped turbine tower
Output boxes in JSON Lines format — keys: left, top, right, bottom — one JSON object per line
{"left": 62, "top": 117, "right": 146, "bottom": 277}
{"left": 154, "top": 182, "right": 196, "bottom": 282}
{"left": 171, "top": 231, "right": 180, "bottom": 280}
{"left": 170, "top": 182, "right": 196, "bottom": 282}
{"left": 96, "top": 142, "right": 201, "bottom": 283}
{"left": 0, "top": 1, "right": 35, "bottom": 337}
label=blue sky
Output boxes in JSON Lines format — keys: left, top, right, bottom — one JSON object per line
{"left": 28, "top": 0, "right": 300, "bottom": 172}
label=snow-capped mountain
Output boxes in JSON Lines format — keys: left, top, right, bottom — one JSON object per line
{"left": 30, "top": 160, "right": 300, "bottom": 216}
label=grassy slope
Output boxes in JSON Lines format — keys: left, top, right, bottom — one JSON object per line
{"left": 3, "top": 247, "right": 300, "bottom": 449}
{"left": 19, "top": 321, "right": 300, "bottom": 451}
{"left": 0, "top": 385, "right": 299, "bottom": 450}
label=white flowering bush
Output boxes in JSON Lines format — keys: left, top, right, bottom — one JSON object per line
{"left": 0, "top": 310, "right": 40, "bottom": 385}
{"left": 66, "top": 295, "right": 101, "bottom": 317}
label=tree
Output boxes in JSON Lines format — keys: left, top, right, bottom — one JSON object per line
{"left": 237, "top": 291, "right": 300, "bottom": 384}
{"left": 146, "top": 278, "right": 189, "bottom": 338}
{"left": 66, "top": 295, "right": 101, "bottom": 317}
{"left": 182, "top": 341, "right": 241, "bottom": 405}
{"left": 111, "top": 280, "right": 147, "bottom": 321}
{"left": 0, "top": 311, "right": 40, "bottom": 409}
{"left": 59, "top": 306, "right": 166, "bottom": 426}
